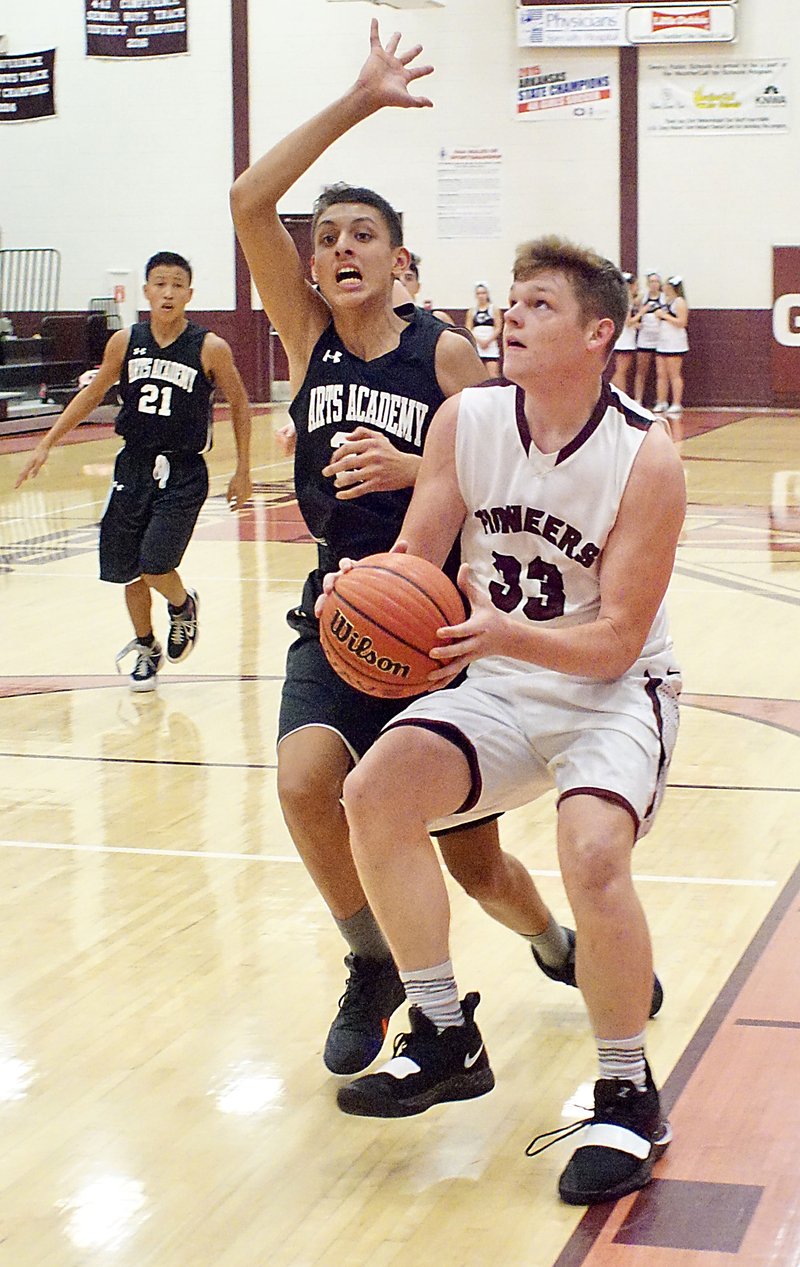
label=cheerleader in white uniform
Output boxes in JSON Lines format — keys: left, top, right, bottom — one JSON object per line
{"left": 466, "top": 282, "right": 503, "bottom": 377}
{"left": 633, "top": 272, "right": 664, "bottom": 405}
{"left": 611, "top": 272, "right": 641, "bottom": 397}
{"left": 655, "top": 276, "right": 689, "bottom": 416}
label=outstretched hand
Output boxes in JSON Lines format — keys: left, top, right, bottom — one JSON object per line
{"left": 354, "top": 18, "right": 434, "bottom": 112}
{"left": 427, "top": 562, "right": 511, "bottom": 683}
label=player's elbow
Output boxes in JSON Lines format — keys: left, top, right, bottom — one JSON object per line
{"left": 229, "top": 174, "right": 263, "bottom": 224}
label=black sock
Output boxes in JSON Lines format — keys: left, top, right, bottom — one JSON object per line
{"left": 138, "top": 631, "right": 155, "bottom": 647}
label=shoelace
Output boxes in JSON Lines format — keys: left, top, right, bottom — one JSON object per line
{"left": 169, "top": 607, "right": 195, "bottom": 647}
{"left": 525, "top": 1117, "right": 593, "bottom": 1158}
{"left": 115, "top": 639, "right": 160, "bottom": 675}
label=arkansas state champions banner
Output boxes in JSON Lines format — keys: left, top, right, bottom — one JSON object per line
{"left": 85, "top": 0, "right": 189, "bottom": 58}
{"left": 0, "top": 49, "right": 56, "bottom": 121}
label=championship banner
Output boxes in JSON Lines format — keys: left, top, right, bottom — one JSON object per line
{"left": 643, "top": 59, "right": 789, "bottom": 134}
{"left": 85, "top": 0, "right": 188, "bottom": 59}
{"left": 517, "top": 63, "right": 612, "bottom": 118}
{"left": 0, "top": 49, "right": 56, "bottom": 122}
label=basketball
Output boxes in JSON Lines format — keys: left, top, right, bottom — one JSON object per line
{"left": 319, "top": 552, "right": 466, "bottom": 699}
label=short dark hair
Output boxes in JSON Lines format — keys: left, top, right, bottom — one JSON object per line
{"left": 145, "top": 252, "right": 192, "bottom": 284}
{"left": 513, "top": 234, "right": 628, "bottom": 349}
{"left": 406, "top": 253, "right": 421, "bottom": 280}
{"left": 311, "top": 184, "right": 403, "bottom": 249}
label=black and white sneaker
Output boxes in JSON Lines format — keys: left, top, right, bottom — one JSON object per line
{"left": 528, "top": 1063, "right": 671, "bottom": 1205}
{"left": 324, "top": 954, "right": 406, "bottom": 1075}
{"left": 531, "top": 927, "right": 664, "bottom": 1018}
{"left": 167, "top": 587, "right": 199, "bottom": 662}
{"left": 115, "top": 638, "right": 163, "bottom": 693}
{"left": 337, "top": 991, "right": 495, "bottom": 1118}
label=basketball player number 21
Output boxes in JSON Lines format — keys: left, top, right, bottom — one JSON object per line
{"left": 489, "top": 550, "right": 565, "bottom": 621}
{"left": 138, "top": 384, "right": 173, "bottom": 417}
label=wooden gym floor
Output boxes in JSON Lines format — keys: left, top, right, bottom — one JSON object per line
{"left": 1, "top": 404, "right": 799, "bottom": 1267}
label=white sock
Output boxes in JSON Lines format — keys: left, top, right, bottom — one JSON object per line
{"left": 400, "top": 960, "right": 464, "bottom": 1032}
{"left": 597, "top": 1031, "right": 647, "bottom": 1090}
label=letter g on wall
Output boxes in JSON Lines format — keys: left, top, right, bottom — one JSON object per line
{"left": 773, "top": 293, "right": 800, "bottom": 347}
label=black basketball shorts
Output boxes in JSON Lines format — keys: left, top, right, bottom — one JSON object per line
{"left": 278, "top": 569, "right": 414, "bottom": 761}
{"left": 99, "top": 447, "right": 209, "bottom": 584}
{"left": 276, "top": 569, "right": 501, "bottom": 838}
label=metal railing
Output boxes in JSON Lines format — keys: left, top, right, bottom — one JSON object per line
{"left": 0, "top": 248, "right": 61, "bottom": 313}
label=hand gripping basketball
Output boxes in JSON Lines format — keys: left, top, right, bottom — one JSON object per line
{"left": 318, "top": 552, "right": 466, "bottom": 699}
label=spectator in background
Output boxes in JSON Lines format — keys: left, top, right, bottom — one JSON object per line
{"left": 654, "top": 276, "right": 689, "bottom": 416}
{"left": 466, "top": 282, "right": 503, "bottom": 378}
{"left": 611, "top": 272, "right": 640, "bottom": 396}
{"left": 634, "top": 272, "right": 664, "bottom": 405}
{"left": 398, "top": 253, "right": 455, "bottom": 325}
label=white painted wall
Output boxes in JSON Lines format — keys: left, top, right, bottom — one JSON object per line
{"left": 0, "top": 0, "right": 235, "bottom": 310}
{"left": 1, "top": 1, "right": 797, "bottom": 313}
{"left": 638, "top": 0, "right": 800, "bottom": 308}
{"left": 249, "top": 0, "right": 620, "bottom": 312}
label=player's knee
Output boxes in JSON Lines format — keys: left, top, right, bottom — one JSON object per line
{"left": 559, "top": 829, "right": 630, "bottom": 904}
{"left": 277, "top": 757, "right": 343, "bottom": 825}
{"left": 446, "top": 850, "right": 503, "bottom": 903}
{"left": 341, "top": 758, "right": 388, "bottom": 832}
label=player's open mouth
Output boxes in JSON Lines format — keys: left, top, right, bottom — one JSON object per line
{"left": 505, "top": 337, "right": 524, "bottom": 349}
{"left": 336, "top": 267, "right": 362, "bottom": 286}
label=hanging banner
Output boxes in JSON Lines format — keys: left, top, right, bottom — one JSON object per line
{"left": 517, "top": 62, "right": 613, "bottom": 118}
{"left": 0, "top": 49, "right": 56, "bottom": 121}
{"left": 643, "top": 59, "right": 790, "bottom": 134}
{"left": 85, "top": 0, "right": 188, "bottom": 59}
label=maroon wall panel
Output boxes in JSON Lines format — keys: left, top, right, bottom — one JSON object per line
{"left": 772, "top": 247, "right": 800, "bottom": 407}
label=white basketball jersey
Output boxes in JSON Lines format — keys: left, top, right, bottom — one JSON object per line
{"left": 455, "top": 381, "right": 675, "bottom": 683}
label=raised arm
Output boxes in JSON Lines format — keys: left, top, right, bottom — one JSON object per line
{"left": 202, "top": 333, "right": 253, "bottom": 509}
{"left": 14, "top": 328, "right": 129, "bottom": 488}
{"left": 229, "top": 20, "right": 433, "bottom": 389}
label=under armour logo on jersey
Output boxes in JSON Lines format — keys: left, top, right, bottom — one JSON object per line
{"left": 322, "top": 350, "right": 343, "bottom": 363}
{"left": 132, "top": 347, "right": 148, "bottom": 356}
{"left": 113, "top": 481, "right": 125, "bottom": 491}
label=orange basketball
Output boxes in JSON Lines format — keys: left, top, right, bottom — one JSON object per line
{"left": 319, "top": 552, "right": 466, "bottom": 699}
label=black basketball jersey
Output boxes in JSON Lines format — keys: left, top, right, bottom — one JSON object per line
{"left": 472, "top": 307, "right": 495, "bottom": 327}
{"left": 115, "top": 320, "right": 214, "bottom": 453}
{"left": 290, "top": 311, "right": 447, "bottom": 571}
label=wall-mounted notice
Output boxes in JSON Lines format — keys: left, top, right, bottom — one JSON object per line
{"left": 86, "top": 0, "right": 188, "bottom": 59}
{"left": 437, "top": 148, "right": 502, "bottom": 240}
{"left": 0, "top": 49, "right": 56, "bottom": 121}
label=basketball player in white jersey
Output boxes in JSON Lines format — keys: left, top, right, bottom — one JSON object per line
{"left": 231, "top": 22, "right": 621, "bottom": 1082}
{"left": 328, "top": 236, "right": 685, "bottom": 1207}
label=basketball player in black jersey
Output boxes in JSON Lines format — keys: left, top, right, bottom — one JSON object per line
{"left": 230, "top": 23, "right": 661, "bottom": 1078}
{"left": 15, "top": 252, "right": 252, "bottom": 691}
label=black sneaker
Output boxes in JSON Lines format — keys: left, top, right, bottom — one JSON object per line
{"left": 115, "top": 638, "right": 163, "bottom": 693}
{"left": 531, "top": 927, "right": 664, "bottom": 1018}
{"left": 323, "top": 954, "right": 406, "bottom": 1075}
{"left": 167, "top": 587, "right": 199, "bottom": 663}
{"left": 555, "top": 1065, "right": 671, "bottom": 1204}
{"left": 336, "top": 991, "right": 495, "bottom": 1118}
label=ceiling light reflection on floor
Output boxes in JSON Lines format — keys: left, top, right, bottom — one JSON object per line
{"left": 211, "top": 1061, "right": 283, "bottom": 1116}
{"left": 58, "top": 1175, "right": 148, "bottom": 1251}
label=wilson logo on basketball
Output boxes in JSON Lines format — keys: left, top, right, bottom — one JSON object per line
{"left": 329, "top": 609, "right": 411, "bottom": 679}
{"left": 652, "top": 9, "right": 711, "bottom": 31}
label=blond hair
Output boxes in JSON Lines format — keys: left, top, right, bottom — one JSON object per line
{"left": 513, "top": 235, "right": 628, "bottom": 348}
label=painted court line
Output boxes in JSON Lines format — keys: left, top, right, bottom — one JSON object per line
{"left": 0, "top": 838, "right": 779, "bottom": 886}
